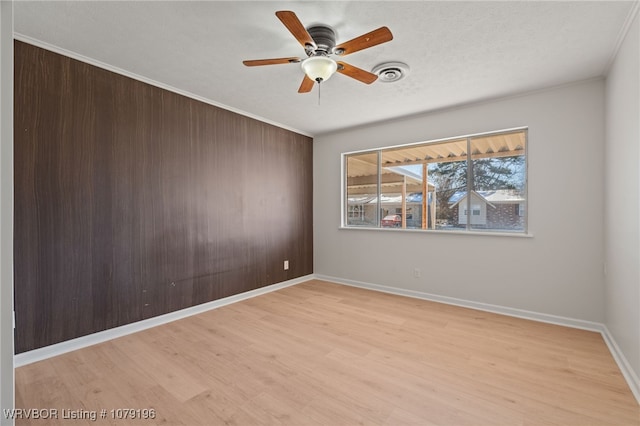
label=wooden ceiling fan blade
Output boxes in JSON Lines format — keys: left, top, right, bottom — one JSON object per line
{"left": 298, "top": 75, "right": 315, "bottom": 93}
{"left": 276, "top": 11, "right": 316, "bottom": 50}
{"left": 243, "top": 57, "right": 301, "bottom": 67}
{"left": 335, "top": 27, "right": 393, "bottom": 56}
{"left": 336, "top": 61, "right": 378, "bottom": 84}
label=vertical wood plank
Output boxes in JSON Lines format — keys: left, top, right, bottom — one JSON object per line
{"left": 13, "top": 40, "right": 313, "bottom": 353}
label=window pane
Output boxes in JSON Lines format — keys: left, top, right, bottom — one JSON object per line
{"left": 380, "top": 139, "right": 468, "bottom": 230}
{"left": 420, "top": 139, "right": 468, "bottom": 230}
{"left": 469, "top": 131, "right": 526, "bottom": 231}
{"left": 380, "top": 146, "right": 431, "bottom": 229}
{"left": 345, "top": 152, "right": 379, "bottom": 226}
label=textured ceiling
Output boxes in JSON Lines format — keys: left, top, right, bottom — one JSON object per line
{"left": 14, "top": 1, "right": 637, "bottom": 136}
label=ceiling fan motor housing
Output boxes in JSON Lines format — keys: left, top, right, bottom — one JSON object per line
{"left": 306, "top": 25, "right": 337, "bottom": 55}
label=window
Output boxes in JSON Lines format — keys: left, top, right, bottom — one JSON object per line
{"left": 343, "top": 128, "right": 527, "bottom": 233}
{"left": 345, "top": 151, "right": 379, "bottom": 227}
{"left": 462, "top": 208, "right": 481, "bottom": 216}
{"left": 348, "top": 205, "right": 364, "bottom": 220}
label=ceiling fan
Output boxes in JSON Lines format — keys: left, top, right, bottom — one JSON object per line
{"left": 243, "top": 11, "right": 393, "bottom": 93}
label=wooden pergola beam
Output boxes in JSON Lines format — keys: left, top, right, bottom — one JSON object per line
{"left": 348, "top": 173, "right": 413, "bottom": 186}
{"left": 381, "top": 148, "right": 524, "bottom": 168}
{"left": 347, "top": 183, "right": 423, "bottom": 195}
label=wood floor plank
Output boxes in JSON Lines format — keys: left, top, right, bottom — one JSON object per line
{"left": 15, "top": 280, "right": 640, "bottom": 425}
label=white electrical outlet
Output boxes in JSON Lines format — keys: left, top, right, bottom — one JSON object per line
{"left": 284, "top": 260, "right": 289, "bottom": 270}
{"left": 413, "top": 268, "right": 421, "bottom": 278}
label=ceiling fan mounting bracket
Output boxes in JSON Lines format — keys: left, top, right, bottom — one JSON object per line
{"left": 306, "top": 24, "right": 337, "bottom": 55}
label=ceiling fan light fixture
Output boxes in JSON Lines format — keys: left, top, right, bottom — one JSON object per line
{"left": 301, "top": 56, "right": 338, "bottom": 82}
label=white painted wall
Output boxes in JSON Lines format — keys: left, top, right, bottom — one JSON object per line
{"left": 604, "top": 11, "right": 640, "bottom": 389}
{"left": 0, "top": 1, "right": 15, "bottom": 424}
{"left": 315, "top": 79, "right": 605, "bottom": 322}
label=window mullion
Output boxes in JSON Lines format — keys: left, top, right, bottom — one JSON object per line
{"left": 466, "top": 137, "right": 472, "bottom": 231}
{"left": 343, "top": 155, "right": 348, "bottom": 227}
{"left": 376, "top": 150, "right": 381, "bottom": 227}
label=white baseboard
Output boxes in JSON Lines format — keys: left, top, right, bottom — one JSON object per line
{"left": 315, "top": 274, "right": 640, "bottom": 405}
{"left": 14, "top": 275, "right": 314, "bottom": 367}
{"left": 315, "top": 274, "right": 603, "bottom": 331}
{"left": 601, "top": 325, "right": 640, "bottom": 403}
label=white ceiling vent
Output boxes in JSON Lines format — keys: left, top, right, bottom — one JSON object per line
{"left": 372, "top": 62, "right": 410, "bottom": 83}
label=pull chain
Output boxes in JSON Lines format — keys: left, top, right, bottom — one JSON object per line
{"left": 317, "top": 79, "right": 321, "bottom": 105}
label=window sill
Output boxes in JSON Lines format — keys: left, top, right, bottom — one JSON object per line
{"left": 338, "top": 226, "right": 533, "bottom": 238}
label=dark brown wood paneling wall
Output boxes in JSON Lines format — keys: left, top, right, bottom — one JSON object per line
{"left": 14, "top": 40, "right": 313, "bottom": 353}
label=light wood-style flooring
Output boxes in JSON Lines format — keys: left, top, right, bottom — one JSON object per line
{"left": 15, "top": 280, "right": 640, "bottom": 425}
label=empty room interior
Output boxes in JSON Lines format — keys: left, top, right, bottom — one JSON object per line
{"left": 1, "top": 1, "right": 640, "bottom": 425}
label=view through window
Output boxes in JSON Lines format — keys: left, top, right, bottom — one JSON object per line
{"left": 344, "top": 129, "right": 527, "bottom": 233}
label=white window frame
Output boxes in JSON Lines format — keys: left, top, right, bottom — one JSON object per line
{"left": 341, "top": 127, "right": 528, "bottom": 235}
